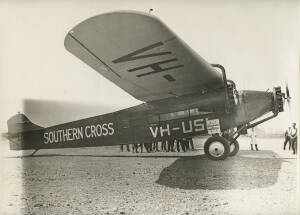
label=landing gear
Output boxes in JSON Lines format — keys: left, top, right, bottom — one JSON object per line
{"left": 229, "top": 140, "right": 239, "bottom": 156}
{"left": 204, "top": 136, "right": 230, "bottom": 160}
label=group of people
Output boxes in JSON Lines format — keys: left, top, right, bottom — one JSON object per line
{"left": 120, "top": 137, "right": 195, "bottom": 153}
{"left": 283, "top": 122, "right": 297, "bottom": 155}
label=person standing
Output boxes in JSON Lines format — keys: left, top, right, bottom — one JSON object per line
{"left": 290, "top": 123, "right": 297, "bottom": 155}
{"left": 148, "top": 142, "right": 153, "bottom": 152}
{"left": 126, "top": 144, "right": 130, "bottom": 152}
{"left": 187, "top": 137, "right": 195, "bottom": 151}
{"left": 181, "top": 138, "right": 187, "bottom": 152}
{"left": 132, "top": 143, "right": 138, "bottom": 153}
{"left": 250, "top": 127, "right": 259, "bottom": 151}
{"left": 144, "top": 142, "right": 151, "bottom": 153}
{"left": 283, "top": 127, "right": 292, "bottom": 150}
{"left": 161, "top": 139, "right": 167, "bottom": 151}
{"left": 176, "top": 139, "right": 181, "bottom": 152}
{"left": 167, "top": 138, "right": 175, "bottom": 152}
{"left": 154, "top": 141, "right": 159, "bottom": 152}
{"left": 139, "top": 143, "right": 144, "bottom": 153}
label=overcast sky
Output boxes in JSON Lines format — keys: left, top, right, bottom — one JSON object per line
{"left": 0, "top": 0, "right": 299, "bottom": 131}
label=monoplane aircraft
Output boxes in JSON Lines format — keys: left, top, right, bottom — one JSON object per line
{"left": 5, "top": 11, "right": 289, "bottom": 160}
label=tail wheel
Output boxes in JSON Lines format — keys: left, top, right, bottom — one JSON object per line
{"left": 229, "top": 140, "right": 240, "bottom": 156}
{"left": 204, "top": 136, "right": 230, "bottom": 160}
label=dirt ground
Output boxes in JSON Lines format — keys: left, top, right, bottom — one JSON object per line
{"left": 0, "top": 137, "right": 298, "bottom": 215}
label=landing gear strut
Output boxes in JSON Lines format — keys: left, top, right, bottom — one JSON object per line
{"left": 204, "top": 136, "right": 230, "bottom": 160}
{"left": 204, "top": 111, "right": 279, "bottom": 160}
{"left": 229, "top": 140, "right": 239, "bottom": 156}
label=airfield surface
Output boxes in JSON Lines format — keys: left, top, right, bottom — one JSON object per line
{"left": 1, "top": 137, "right": 298, "bottom": 215}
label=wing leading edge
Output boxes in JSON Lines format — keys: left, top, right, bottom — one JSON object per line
{"left": 64, "top": 11, "right": 224, "bottom": 102}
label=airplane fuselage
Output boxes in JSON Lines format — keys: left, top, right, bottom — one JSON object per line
{"left": 9, "top": 89, "right": 275, "bottom": 150}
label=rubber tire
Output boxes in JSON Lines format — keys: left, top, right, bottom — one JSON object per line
{"left": 229, "top": 140, "right": 240, "bottom": 156}
{"left": 204, "top": 136, "right": 230, "bottom": 160}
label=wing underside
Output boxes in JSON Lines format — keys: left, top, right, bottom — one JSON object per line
{"left": 64, "top": 11, "right": 224, "bottom": 102}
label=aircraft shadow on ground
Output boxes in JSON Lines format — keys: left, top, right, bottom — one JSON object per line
{"left": 156, "top": 150, "right": 283, "bottom": 190}
{"left": 7, "top": 154, "right": 191, "bottom": 159}
{"left": 9, "top": 150, "right": 283, "bottom": 191}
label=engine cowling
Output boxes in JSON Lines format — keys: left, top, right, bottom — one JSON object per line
{"left": 273, "top": 87, "right": 284, "bottom": 113}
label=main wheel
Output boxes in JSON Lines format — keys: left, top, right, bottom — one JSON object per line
{"left": 229, "top": 140, "right": 240, "bottom": 156}
{"left": 204, "top": 136, "right": 230, "bottom": 160}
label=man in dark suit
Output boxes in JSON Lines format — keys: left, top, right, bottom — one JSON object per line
{"left": 181, "top": 138, "right": 188, "bottom": 152}
{"left": 187, "top": 137, "right": 194, "bottom": 151}
{"left": 167, "top": 138, "right": 175, "bottom": 152}
{"left": 132, "top": 143, "right": 138, "bottom": 153}
{"left": 120, "top": 144, "right": 130, "bottom": 152}
{"left": 176, "top": 139, "right": 181, "bottom": 152}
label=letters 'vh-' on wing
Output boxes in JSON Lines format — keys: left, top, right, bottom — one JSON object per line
{"left": 64, "top": 11, "right": 224, "bottom": 102}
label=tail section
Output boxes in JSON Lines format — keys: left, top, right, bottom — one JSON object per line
{"left": 5, "top": 111, "right": 119, "bottom": 151}
{"left": 7, "top": 113, "right": 44, "bottom": 150}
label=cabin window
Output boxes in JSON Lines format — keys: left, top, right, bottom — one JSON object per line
{"left": 160, "top": 110, "right": 189, "bottom": 121}
{"left": 190, "top": 108, "right": 212, "bottom": 116}
{"left": 160, "top": 113, "right": 171, "bottom": 121}
{"left": 121, "top": 119, "right": 130, "bottom": 128}
{"left": 148, "top": 115, "right": 159, "bottom": 123}
{"left": 189, "top": 108, "right": 200, "bottom": 116}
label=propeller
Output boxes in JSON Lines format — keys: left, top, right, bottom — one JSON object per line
{"left": 284, "top": 82, "right": 292, "bottom": 111}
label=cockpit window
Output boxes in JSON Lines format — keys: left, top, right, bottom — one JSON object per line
{"left": 160, "top": 110, "right": 189, "bottom": 121}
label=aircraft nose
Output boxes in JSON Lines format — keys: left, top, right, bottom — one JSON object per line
{"left": 241, "top": 90, "right": 274, "bottom": 121}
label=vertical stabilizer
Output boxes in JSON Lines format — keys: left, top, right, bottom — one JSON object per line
{"left": 7, "top": 113, "right": 43, "bottom": 150}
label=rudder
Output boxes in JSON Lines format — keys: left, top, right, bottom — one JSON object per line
{"left": 7, "top": 113, "right": 44, "bottom": 150}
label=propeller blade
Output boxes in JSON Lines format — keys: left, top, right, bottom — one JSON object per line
{"left": 284, "top": 81, "right": 291, "bottom": 112}
{"left": 286, "top": 84, "right": 290, "bottom": 99}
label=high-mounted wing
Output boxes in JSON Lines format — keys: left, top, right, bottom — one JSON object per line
{"left": 64, "top": 11, "right": 224, "bottom": 102}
